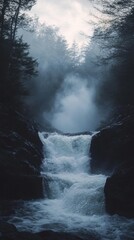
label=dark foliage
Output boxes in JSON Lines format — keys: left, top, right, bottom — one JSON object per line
{"left": 83, "top": 0, "right": 134, "bottom": 121}
{"left": 0, "top": 0, "right": 44, "bottom": 201}
{"left": 0, "top": 0, "right": 37, "bottom": 109}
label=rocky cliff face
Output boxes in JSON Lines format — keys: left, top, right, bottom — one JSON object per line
{"left": 90, "top": 108, "right": 134, "bottom": 217}
{"left": 0, "top": 104, "right": 44, "bottom": 200}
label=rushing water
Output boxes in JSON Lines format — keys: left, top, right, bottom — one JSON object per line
{"left": 6, "top": 132, "right": 134, "bottom": 239}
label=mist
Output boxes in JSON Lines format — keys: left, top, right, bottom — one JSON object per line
{"left": 19, "top": 20, "right": 107, "bottom": 133}
{"left": 45, "top": 74, "right": 102, "bottom": 133}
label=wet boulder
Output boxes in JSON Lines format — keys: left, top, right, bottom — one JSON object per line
{"left": 90, "top": 107, "right": 134, "bottom": 217}
{"left": 104, "top": 164, "right": 134, "bottom": 218}
{"left": 90, "top": 112, "right": 134, "bottom": 175}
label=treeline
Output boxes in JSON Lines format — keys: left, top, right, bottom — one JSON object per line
{"left": 0, "top": 0, "right": 81, "bottom": 118}
{"left": 81, "top": 0, "right": 134, "bottom": 120}
{"left": 0, "top": 0, "right": 37, "bottom": 109}
{"left": 21, "top": 21, "right": 81, "bottom": 122}
{"left": 0, "top": 0, "right": 83, "bottom": 131}
{"left": 1, "top": 0, "right": 133, "bottom": 129}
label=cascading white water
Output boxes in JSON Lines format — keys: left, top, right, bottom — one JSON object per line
{"left": 9, "top": 132, "right": 134, "bottom": 240}
{"left": 39, "top": 132, "right": 106, "bottom": 215}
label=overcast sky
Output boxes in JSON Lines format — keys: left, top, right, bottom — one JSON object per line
{"left": 31, "top": 0, "right": 93, "bottom": 47}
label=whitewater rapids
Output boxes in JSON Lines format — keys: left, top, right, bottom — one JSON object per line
{"left": 8, "top": 132, "right": 134, "bottom": 240}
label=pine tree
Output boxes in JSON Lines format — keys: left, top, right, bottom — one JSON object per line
{"left": 0, "top": 0, "right": 37, "bottom": 107}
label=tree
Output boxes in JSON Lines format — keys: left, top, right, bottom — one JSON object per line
{"left": 69, "top": 41, "right": 80, "bottom": 71}
{"left": 0, "top": 0, "right": 36, "bottom": 40}
{"left": 0, "top": 0, "right": 37, "bottom": 108}
{"left": 83, "top": 0, "right": 134, "bottom": 110}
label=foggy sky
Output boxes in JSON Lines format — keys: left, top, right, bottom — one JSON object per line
{"left": 30, "top": 0, "right": 93, "bottom": 46}
{"left": 23, "top": 0, "right": 108, "bottom": 133}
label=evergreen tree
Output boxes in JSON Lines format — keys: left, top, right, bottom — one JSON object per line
{"left": 83, "top": 0, "right": 134, "bottom": 110}
{"left": 0, "top": 0, "right": 37, "bottom": 108}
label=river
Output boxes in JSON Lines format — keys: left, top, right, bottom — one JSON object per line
{"left": 6, "top": 132, "right": 134, "bottom": 240}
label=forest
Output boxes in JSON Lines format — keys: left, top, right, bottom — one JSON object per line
{"left": 1, "top": 0, "right": 134, "bottom": 124}
{"left": 0, "top": 0, "right": 134, "bottom": 240}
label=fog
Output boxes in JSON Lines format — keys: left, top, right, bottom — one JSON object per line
{"left": 30, "top": 0, "right": 92, "bottom": 47}
{"left": 20, "top": 20, "right": 110, "bottom": 133}
{"left": 45, "top": 74, "right": 102, "bottom": 133}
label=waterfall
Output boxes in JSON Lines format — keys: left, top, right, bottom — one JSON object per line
{"left": 39, "top": 132, "right": 105, "bottom": 215}
{"left": 8, "top": 132, "right": 134, "bottom": 240}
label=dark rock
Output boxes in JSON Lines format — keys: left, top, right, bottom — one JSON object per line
{"left": 39, "top": 230, "right": 83, "bottom": 240}
{"left": 15, "top": 232, "right": 42, "bottom": 240}
{"left": 90, "top": 113, "right": 134, "bottom": 174}
{"left": 36, "top": 230, "right": 100, "bottom": 240}
{"left": 0, "top": 222, "right": 100, "bottom": 240}
{"left": 0, "top": 113, "right": 43, "bottom": 176}
{"left": 0, "top": 221, "right": 18, "bottom": 240}
{"left": 0, "top": 175, "right": 44, "bottom": 200}
{"left": 90, "top": 108, "right": 134, "bottom": 217}
{"left": 0, "top": 222, "right": 17, "bottom": 234}
{"left": 0, "top": 104, "right": 43, "bottom": 200}
{"left": 104, "top": 165, "right": 134, "bottom": 218}
{"left": 0, "top": 222, "right": 41, "bottom": 240}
